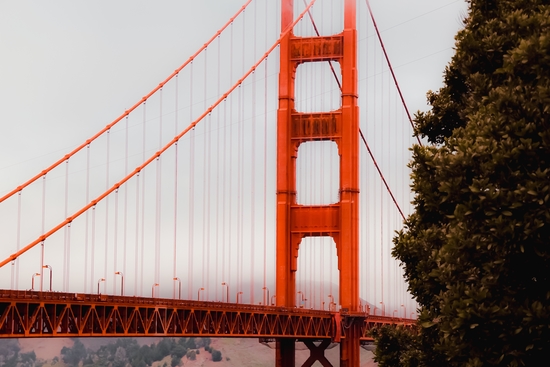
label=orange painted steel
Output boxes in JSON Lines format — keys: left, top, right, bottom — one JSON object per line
{"left": 276, "top": 0, "right": 360, "bottom": 365}
{"left": 0, "top": 0, "right": 252, "bottom": 206}
{"left": 0, "top": 0, "right": 319, "bottom": 270}
{"left": 0, "top": 290, "right": 414, "bottom": 339}
{"left": 0, "top": 290, "right": 333, "bottom": 338}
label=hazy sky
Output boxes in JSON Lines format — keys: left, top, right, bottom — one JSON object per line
{"left": 0, "top": 0, "right": 467, "bottom": 189}
{"left": 0, "top": 0, "right": 468, "bottom": 309}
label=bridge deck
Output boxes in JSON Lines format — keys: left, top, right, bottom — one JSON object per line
{"left": 0, "top": 290, "right": 414, "bottom": 340}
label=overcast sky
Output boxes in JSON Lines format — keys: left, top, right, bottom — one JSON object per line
{"left": 0, "top": 0, "right": 467, "bottom": 308}
{"left": 0, "top": 0, "right": 467, "bottom": 189}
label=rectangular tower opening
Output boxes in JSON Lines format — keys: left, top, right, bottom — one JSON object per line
{"left": 296, "top": 141, "right": 339, "bottom": 205}
{"left": 295, "top": 61, "right": 342, "bottom": 113}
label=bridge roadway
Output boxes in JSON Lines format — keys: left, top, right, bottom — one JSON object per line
{"left": 0, "top": 290, "right": 414, "bottom": 340}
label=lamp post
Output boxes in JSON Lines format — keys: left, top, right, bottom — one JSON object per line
{"left": 410, "top": 312, "right": 416, "bottom": 319}
{"left": 270, "top": 295, "right": 276, "bottom": 306}
{"left": 43, "top": 265, "right": 52, "bottom": 291}
{"left": 401, "top": 304, "right": 406, "bottom": 319}
{"left": 328, "top": 294, "right": 335, "bottom": 311}
{"left": 393, "top": 310, "right": 398, "bottom": 318}
{"left": 97, "top": 278, "right": 106, "bottom": 294}
{"left": 262, "top": 287, "right": 269, "bottom": 306}
{"left": 236, "top": 291, "right": 243, "bottom": 304}
{"left": 197, "top": 287, "right": 205, "bottom": 301}
{"left": 152, "top": 283, "right": 159, "bottom": 298}
{"left": 173, "top": 277, "right": 181, "bottom": 300}
{"left": 297, "top": 291, "right": 302, "bottom": 308}
{"left": 221, "top": 282, "right": 229, "bottom": 303}
{"left": 380, "top": 301, "right": 385, "bottom": 316}
{"left": 31, "top": 273, "right": 40, "bottom": 291}
{"left": 115, "top": 271, "right": 124, "bottom": 296}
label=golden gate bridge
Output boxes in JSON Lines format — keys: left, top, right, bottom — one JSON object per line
{"left": 0, "top": 0, "right": 459, "bottom": 365}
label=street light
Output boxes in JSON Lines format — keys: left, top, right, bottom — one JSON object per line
{"left": 115, "top": 271, "right": 124, "bottom": 296}
{"left": 173, "top": 277, "right": 181, "bottom": 300}
{"left": 152, "top": 283, "right": 159, "bottom": 298}
{"left": 236, "top": 291, "right": 243, "bottom": 304}
{"left": 221, "top": 282, "right": 229, "bottom": 303}
{"left": 393, "top": 310, "right": 398, "bottom": 318}
{"left": 270, "top": 295, "right": 276, "bottom": 306}
{"left": 197, "top": 287, "right": 205, "bottom": 301}
{"left": 379, "top": 301, "right": 385, "bottom": 316}
{"left": 43, "top": 265, "right": 52, "bottom": 291}
{"left": 401, "top": 304, "right": 406, "bottom": 319}
{"left": 97, "top": 278, "right": 106, "bottom": 294}
{"left": 410, "top": 312, "right": 416, "bottom": 319}
{"left": 262, "top": 287, "right": 270, "bottom": 306}
{"left": 328, "top": 295, "right": 335, "bottom": 311}
{"left": 31, "top": 273, "right": 40, "bottom": 291}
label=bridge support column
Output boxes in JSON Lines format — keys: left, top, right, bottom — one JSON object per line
{"left": 276, "top": 338, "right": 296, "bottom": 367}
{"left": 340, "top": 320, "right": 361, "bottom": 367}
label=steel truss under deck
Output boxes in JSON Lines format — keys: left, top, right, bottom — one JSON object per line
{"left": 0, "top": 290, "right": 413, "bottom": 339}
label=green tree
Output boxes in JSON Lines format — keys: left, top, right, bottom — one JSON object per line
{"left": 186, "top": 350, "right": 196, "bottom": 361}
{"left": 61, "top": 339, "right": 87, "bottom": 366}
{"left": 391, "top": 1, "right": 550, "bottom": 366}
{"left": 211, "top": 349, "right": 223, "bottom": 362}
{"left": 371, "top": 326, "right": 420, "bottom": 367}
{"left": 171, "top": 355, "right": 181, "bottom": 367}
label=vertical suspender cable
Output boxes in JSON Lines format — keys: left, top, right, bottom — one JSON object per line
{"left": 140, "top": 102, "right": 147, "bottom": 296}
{"left": 262, "top": 0, "right": 269, "bottom": 301}
{"left": 113, "top": 188, "right": 119, "bottom": 293}
{"left": 215, "top": 38, "right": 221, "bottom": 302}
{"left": 64, "top": 159, "right": 70, "bottom": 291}
{"left": 91, "top": 205, "right": 96, "bottom": 293}
{"left": 104, "top": 130, "right": 110, "bottom": 283}
{"left": 84, "top": 144, "right": 90, "bottom": 293}
{"left": 41, "top": 175, "right": 46, "bottom": 291}
{"left": 66, "top": 223, "right": 71, "bottom": 291}
{"left": 13, "top": 191, "right": 22, "bottom": 290}
{"left": 250, "top": 1, "right": 257, "bottom": 305}
{"left": 238, "top": 9, "right": 246, "bottom": 300}
{"left": 228, "top": 24, "right": 234, "bottom": 298}
{"left": 135, "top": 171, "right": 140, "bottom": 296}
{"left": 173, "top": 74, "right": 179, "bottom": 299}
{"left": 188, "top": 63, "right": 194, "bottom": 300}
{"left": 222, "top": 98, "right": 227, "bottom": 292}
{"left": 155, "top": 89, "right": 163, "bottom": 286}
{"left": 202, "top": 49, "right": 208, "bottom": 294}
{"left": 123, "top": 116, "right": 129, "bottom": 282}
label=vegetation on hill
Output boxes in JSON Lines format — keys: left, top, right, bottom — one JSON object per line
{"left": 0, "top": 339, "right": 37, "bottom": 367}
{"left": 373, "top": 0, "right": 550, "bottom": 366}
{"left": 57, "top": 337, "right": 222, "bottom": 367}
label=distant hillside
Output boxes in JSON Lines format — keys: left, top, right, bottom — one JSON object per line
{"left": 13, "top": 337, "right": 377, "bottom": 366}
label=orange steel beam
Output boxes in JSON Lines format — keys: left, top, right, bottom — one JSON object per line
{"left": 0, "top": 290, "right": 415, "bottom": 339}
{"left": 0, "top": 290, "right": 334, "bottom": 338}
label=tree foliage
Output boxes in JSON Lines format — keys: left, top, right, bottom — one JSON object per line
{"left": 389, "top": 0, "right": 550, "bottom": 366}
{"left": 371, "top": 326, "right": 420, "bottom": 367}
{"left": 212, "top": 348, "right": 223, "bottom": 362}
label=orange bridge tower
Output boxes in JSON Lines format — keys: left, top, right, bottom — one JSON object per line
{"left": 276, "top": 0, "right": 361, "bottom": 366}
